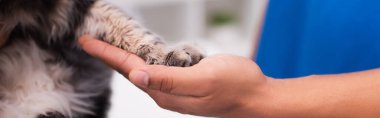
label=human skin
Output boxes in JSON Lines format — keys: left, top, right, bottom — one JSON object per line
{"left": 79, "top": 35, "right": 380, "bottom": 118}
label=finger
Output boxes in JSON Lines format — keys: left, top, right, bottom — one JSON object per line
{"left": 146, "top": 90, "right": 203, "bottom": 115}
{"left": 78, "top": 35, "right": 145, "bottom": 74}
{"left": 129, "top": 65, "right": 213, "bottom": 97}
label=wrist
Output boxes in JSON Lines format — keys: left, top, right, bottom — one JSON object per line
{"left": 255, "top": 75, "right": 332, "bottom": 118}
{"left": 241, "top": 76, "right": 329, "bottom": 118}
{"left": 222, "top": 76, "right": 279, "bottom": 118}
{"left": 244, "top": 76, "right": 285, "bottom": 117}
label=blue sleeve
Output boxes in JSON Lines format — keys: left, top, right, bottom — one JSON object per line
{"left": 256, "top": 0, "right": 380, "bottom": 78}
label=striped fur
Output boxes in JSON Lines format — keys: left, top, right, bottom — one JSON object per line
{"left": 0, "top": 0, "right": 203, "bottom": 118}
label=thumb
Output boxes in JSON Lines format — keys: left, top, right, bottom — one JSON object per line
{"left": 129, "top": 70, "right": 149, "bottom": 88}
{"left": 129, "top": 65, "right": 210, "bottom": 97}
{"left": 79, "top": 35, "right": 145, "bottom": 74}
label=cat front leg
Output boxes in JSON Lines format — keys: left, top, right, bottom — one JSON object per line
{"left": 77, "top": 0, "right": 204, "bottom": 66}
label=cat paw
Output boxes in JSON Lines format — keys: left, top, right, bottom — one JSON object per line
{"left": 164, "top": 45, "right": 204, "bottom": 67}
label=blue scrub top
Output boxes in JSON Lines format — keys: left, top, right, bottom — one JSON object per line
{"left": 256, "top": 0, "right": 380, "bottom": 78}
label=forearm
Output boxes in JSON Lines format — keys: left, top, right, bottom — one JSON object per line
{"left": 244, "top": 68, "right": 380, "bottom": 118}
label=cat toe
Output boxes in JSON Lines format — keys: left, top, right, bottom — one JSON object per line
{"left": 165, "top": 45, "right": 204, "bottom": 67}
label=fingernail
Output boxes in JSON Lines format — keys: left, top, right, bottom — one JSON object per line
{"left": 78, "top": 35, "right": 94, "bottom": 46}
{"left": 129, "top": 70, "right": 149, "bottom": 87}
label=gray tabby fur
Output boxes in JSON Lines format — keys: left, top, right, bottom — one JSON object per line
{"left": 0, "top": 0, "right": 203, "bottom": 118}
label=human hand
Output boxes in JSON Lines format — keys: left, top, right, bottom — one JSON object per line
{"left": 79, "top": 36, "right": 272, "bottom": 117}
{"left": 129, "top": 55, "right": 271, "bottom": 117}
{"left": 79, "top": 36, "right": 380, "bottom": 118}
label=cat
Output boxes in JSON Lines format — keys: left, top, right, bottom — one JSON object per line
{"left": 0, "top": 0, "right": 204, "bottom": 118}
